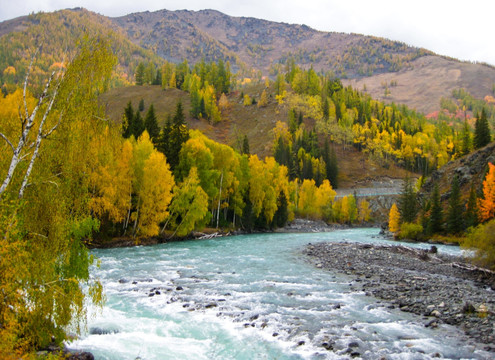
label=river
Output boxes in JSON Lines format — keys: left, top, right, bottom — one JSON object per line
{"left": 68, "top": 228, "right": 487, "bottom": 359}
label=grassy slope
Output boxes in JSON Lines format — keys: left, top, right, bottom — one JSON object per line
{"left": 343, "top": 56, "right": 495, "bottom": 115}
{"left": 100, "top": 84, "right": 412, "bottom": 188}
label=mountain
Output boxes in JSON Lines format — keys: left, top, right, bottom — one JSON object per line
{"left": 110, "top": 9, "right": 495, "bottom": 114}
{"left": 1, "top": 8, "right": 494, "bottom": 114}
{"left": 0, "top": 8, "right": 163, "bottom": 91}
{"left": 111, "top": 9, "right": 427, "bottom": 77}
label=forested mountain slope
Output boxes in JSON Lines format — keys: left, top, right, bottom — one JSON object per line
{"left": 1, "top": 8, "right": 494, "bottom": 115}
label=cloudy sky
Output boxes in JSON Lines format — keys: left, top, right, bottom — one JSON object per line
{"left": 1, "top": 0, "right": 493, "bottom": 65}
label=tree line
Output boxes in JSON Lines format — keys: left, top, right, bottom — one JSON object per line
{"left": 388, "top": 164, "right": 495, "bottom": 268}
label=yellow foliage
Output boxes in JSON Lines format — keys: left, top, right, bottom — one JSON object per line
{"left": 3, "top": 65, "right": 15, "bottom": 75}
{"left": 389, "top": 203, "right": 400, "bottom": 233}
{"left": 243, "top": 94, "right": 252, "bottom": 106}
{"left": 298, "top": 179, "right": 318, "bottom": 219}
{"left": 258, "top": 89, "right": 268, "bottom": 107}
{"left": 138, "top": 151, "right": 174, "bottom": 236}
{"left": 358, "top": 200, "right": 372, "bottom": 222}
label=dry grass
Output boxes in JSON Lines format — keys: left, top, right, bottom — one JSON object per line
{"left": 344, "top": 56, "right": 495, "bottom": 115}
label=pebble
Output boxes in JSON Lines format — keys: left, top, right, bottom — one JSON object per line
{"left": 303, "top": 242, "right": 495, "bottom": 347}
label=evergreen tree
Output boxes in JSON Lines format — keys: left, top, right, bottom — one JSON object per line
{"left": 190, "top": 87, "right": 202, "bottom": 119}
{"left": 322, "top": 96, "right": 330, "bottom": 121}
{"left": 465, "top": 183, "right": 479, "bottom": 228}
{"left": 399, "top": 176, "right": 417, "bottom": 223}
{"left": 138, "top": 98, "right": 145, "bottom": 112}
{"left": 132, "top": 110, "right": 145, "bottom": 138}
{"left": 446, "top": 175, "right": 464, "bottom": 234}
{"left": 474, "top": 109, "right": 491, "bottom": 149}
{"left": 199, "top": 97, "right": 206, "bottom": 118}
{"left": 322, "top": 140, "right": 339, "bottom": 189}
{"left": 168, "top": 101, "right": 189, "bottom": 171}
{"left": 144, "top": 104, "right": 160, "bottom": 142}
{"left": 427, "top": 184, "right": 443, "bottom": 234}
{"left": 157, "top": 115, "right": 172, "bottom": 157}
{"left": 298, "top": 111, "right": 304, "bottom": 125}
{"left": 460, "top": 119, "right": 471, "bottom": 156}
{"left": 242, "top": 135, "right": 250, "bottom": 155}
{"left": 135, "top": 62, "right": 145, "bottom": 85}
{"left": 153, "top": 68, "right": 162, "bottom": 85}
{"left": 273, "top": 191, "right": 289, "bottom": 228}
{"left": 122, "top": 101, "right": 134, "bottom": 138}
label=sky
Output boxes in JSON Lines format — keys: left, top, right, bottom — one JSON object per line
{"left": 1, "top": 0, "right": 494, "bottom": 65}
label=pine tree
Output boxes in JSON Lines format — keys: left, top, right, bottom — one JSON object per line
{"left": 446, "top": 175, "right": 464, "bottom": 234}
{"left": 132, "top": 110, "right": 145, "bottom": 138}
{"left": 138, "top": 98, "right": 145, "bottom": 112}
{"left": 465, "top": 183, "right": 479, "bottom": 229}
{"left": 122, "top": 101, "right": 134, "bottom": 138}
{"left": 474, "top": 109, "right": 491, "bottom": 149}
{"left": 427, "top": 184, "right": 443, "bottom": 234}
{"left": 328, "top": 144, "right": 339, "bottom": 189}
{"left": 242, "top": 135, "right": 250, "bottom": 155}
{"left": 168, "top": 101, "right": 189, "bottom": 171}
{"left": 157, "top": 115, "right": 172, "bottom": 157}
{"left": 460, "top": 119, "right": 472, "bottom": 156}
{"left": 399, "top": 176, "right": 417, "bottom": 223}
{"left": 273, "top": 191, "right": 289, "bottom": 228}
{"left": 135, "top": 62, "right": 145, "bottom": 85}
{"left": 144, "top": 104, "right": 160, "bottom": 142}
{"left": 322, "top": 96, "right": 330, "bottom": 121}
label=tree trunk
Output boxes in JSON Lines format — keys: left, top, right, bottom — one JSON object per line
{"left": 216, "top": 171, "right": 223, "bottom": 229}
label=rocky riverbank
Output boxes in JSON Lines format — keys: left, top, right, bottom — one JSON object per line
{"left": 303, "top": 242, "right": 495, "bottom": 351}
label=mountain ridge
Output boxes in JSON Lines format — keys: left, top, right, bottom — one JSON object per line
{"left": 1, "top": 7, "right": 495, "bottom": 114}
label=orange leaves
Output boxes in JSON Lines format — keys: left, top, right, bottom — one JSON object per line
{"left": 478, "top": 162, "right": 495, "bottom": 222}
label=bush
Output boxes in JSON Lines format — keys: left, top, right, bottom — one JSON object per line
{"left": 462, "top": 219, "right": 495, "bottom": 270}
{"left": 398, "top": 222, "right": 423, "bottom": 241}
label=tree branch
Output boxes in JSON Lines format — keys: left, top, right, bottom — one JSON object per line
{"left": 19, "top": 70, "right": 64, "bottom": 199}
{"left": 0, "top": 133, "right": 14, "bottom": 153}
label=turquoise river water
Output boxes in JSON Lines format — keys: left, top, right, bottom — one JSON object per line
{"left": 68, "top": 228, "right": 490, "bottom": 359}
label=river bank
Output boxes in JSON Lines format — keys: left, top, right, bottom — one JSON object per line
{"left": 87, "top": 219, "right": 374, "bottom": 249}
{"left": 303, "top": 241, "right": 495, "bottom": 351}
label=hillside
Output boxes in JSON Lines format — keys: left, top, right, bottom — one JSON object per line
{"left": 2, "top": 8, "right": 495, "bottom": 115}
{"left": 344, "top": 55, "right": 495, "bottom": 114}
{"left": 0, "top": 8, "right": 163, "bottom": 91}
{"left": 100, "top": 84, "right": 412, "bottom": 188}
{"left": 110, "top": 9, "right": 495, "bottom": 114}
{"left": 111, "top": 9, "right": 427, "bottom": 77}
{"left": 421, "top": 141, "right": 495, "bottom": 202}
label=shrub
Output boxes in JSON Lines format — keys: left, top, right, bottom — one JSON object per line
{"left": 462, "top": 218, "right": 495, "bottom": 270}
{"left": 398, "top": 222, "right": 423, "bottom": 241}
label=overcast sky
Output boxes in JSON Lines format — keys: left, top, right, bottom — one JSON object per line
{"left": 1, "top": 0, "right": 493, "bottom": 65}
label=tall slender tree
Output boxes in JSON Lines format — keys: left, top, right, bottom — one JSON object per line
{"left": 465, "top": 183, "right": 479, "bottom": 229}
{"left": 474, "top": 109, "right": 491, "bottom": 149}
{"left": 168, "top": 101, "right": 189, "bottom": 171}
{"left": 122, "top": 101, "right": 134, "bottom": 138}
{"left": 144, "top": 104, "right": 160, "bottom": 142}
{"left": 427, "top": 183, "right": 443, "bottom": 234}
{"left": 446, "top": 175, "right": 464, "bottom": 234}
{"left": 399, "top": 176, "right": 417, "bottom": 223}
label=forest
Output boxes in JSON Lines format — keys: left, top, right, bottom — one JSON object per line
{"left": 1, "top": 20, "right": 495, "bottom": 357}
